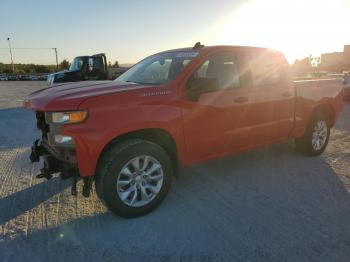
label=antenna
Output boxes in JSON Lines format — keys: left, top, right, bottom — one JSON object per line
{"left": 193, "top": 42, "right": 204, "bottom": 49}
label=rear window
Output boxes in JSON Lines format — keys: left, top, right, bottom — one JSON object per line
{"left": 190, "top": 51, "right": 241, "bottom": 89}
{"left": 251, "top": 52, "right": 284, "bottom": 85}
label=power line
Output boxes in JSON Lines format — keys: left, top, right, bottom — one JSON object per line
{"left": 0, "top": 47, "right": 56, "bottom": 49}
{"left": 0, "top": 47, "right": 59, "bottom": 71}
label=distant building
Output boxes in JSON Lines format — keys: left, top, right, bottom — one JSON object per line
{"left": 320, "top": 45, "right": 350, "bottom": 72}
{"left": 321, "top": 52, "right": 343, "bottom": 66}
{"left": 344, "top": 45, "right": 350, "bottom": 68}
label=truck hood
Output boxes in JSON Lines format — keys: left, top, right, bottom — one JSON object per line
{"left": 25, "top": 80, "right": 147, "bottom": 111}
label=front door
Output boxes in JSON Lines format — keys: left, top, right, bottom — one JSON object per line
{"left": 182, "top": 51, "right": 254, "bottom": 162}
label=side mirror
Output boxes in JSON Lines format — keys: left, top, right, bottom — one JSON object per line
{"left": 88, "top": 58, "right": 94, "bottom": 72}
{"left": 187, "top": 78, "right": 219, "bottom": 101}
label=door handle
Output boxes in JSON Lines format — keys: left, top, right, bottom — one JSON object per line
{"left": 234, "top": 96, "right": 248, "bottom": 103}
{"left": 282, "top": 91, "right": 292, "bottom": 98}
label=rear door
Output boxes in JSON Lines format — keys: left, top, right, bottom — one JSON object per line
{"left": 247, "top": 51, "right": 295, "bottom": 145}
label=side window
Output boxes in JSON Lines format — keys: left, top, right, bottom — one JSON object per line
{"left": 252, "top": 52, "right": 282, "bottom": 85}
{"left": 191, "top": 52, "right": 240, "bottom": 89}
{"left": 92, "top": 57, "right": 104, "bottom": 72}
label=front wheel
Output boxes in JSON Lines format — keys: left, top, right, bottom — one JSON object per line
{"left": 295, "top": 112, "right": 330, "bottom": 156}
{"left": 95, "top": 139, "right": 173, "bottom": 218}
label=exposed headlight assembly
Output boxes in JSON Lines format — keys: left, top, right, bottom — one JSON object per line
{"left": 51, "top": 111, "right": 88, "bottom": 124}
{"left": 54, "top": 135, "right": 74, "bottom": 145}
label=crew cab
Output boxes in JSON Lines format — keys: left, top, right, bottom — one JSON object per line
{"left": 25, "top": 44, "right": 344, "bottom": 218}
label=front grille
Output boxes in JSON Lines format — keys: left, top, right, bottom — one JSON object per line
{"left": 36, "top": 112, "right": 50, "bottom": 138}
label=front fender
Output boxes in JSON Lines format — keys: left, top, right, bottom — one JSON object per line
{"left": 61, "top": 91, "right": 184, "bottom": 177}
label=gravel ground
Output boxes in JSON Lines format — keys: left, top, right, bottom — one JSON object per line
{"left": 0, "top": 81, "right": 350, "bottom": 262}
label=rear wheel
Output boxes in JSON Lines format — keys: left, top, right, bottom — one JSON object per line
{"left": 95, "top": 139, "right": 172, "bottom": 218}
{"left": 295, "top": 112, "right": 330, "bottom": 156}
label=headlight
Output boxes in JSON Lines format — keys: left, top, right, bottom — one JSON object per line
{"left": 52, "top": 110, "right": 88, "bottom": 124}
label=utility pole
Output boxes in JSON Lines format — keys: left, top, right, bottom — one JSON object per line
{"left": 6, "top": 37, "right": 15, "bottom": 73}
{"left": 53, "top": 48, "right": 58, "bottom": 71}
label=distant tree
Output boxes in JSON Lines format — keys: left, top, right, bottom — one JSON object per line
{"left": 35, "top": 65, "right": 50, "bottom": 73}
{"left": 24, "top": 67, "right": 33, "bottom": 74}
{"left": 26, "top": 64, "right": 36, "bottom": 74}
{"left": 59, "top": 59, "right": 70, "bottom": 70}
{"left": 112, "top": 61, "right": 119, "bottom": 68}
{"left": 16, "top": 69, "right": 26, "bottom": 74}
{"left": 292, "top": 57, "right": 313, "bottom": 76}
{"left": 0, "top": 63, "right": 58, "bottom": 74}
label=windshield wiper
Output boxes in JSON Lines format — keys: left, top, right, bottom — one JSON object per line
{"left": 125, "top": 80, "right": 160, "bottom": 85}
{"left": 125, "top": 80, "right": 143, "bottom": 84}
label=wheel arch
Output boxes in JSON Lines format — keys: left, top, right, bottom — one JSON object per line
{"left": 97, "top": 128, "right": 179, "bottom": 175}
{"left": 311, "top": 103, "right": 335, "bottom": 127}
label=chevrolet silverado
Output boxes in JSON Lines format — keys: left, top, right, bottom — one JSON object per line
{"left": 25, "top": 44, "right": 344, "bottom": 217}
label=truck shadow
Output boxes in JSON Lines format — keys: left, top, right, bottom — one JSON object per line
{"left": 1, "top": 105, "right": 350, "bottom": 261}
{"left": 0, "top": 107, "right": 39, "bottom": 151}
{"left": 0, "top": 177, "right": 71, "bottom": 225}
{"left": 1, "top": 142, "right": 350, "bottom": 261}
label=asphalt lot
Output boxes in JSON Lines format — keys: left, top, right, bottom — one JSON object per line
{"left": 0, "top": 81, "right": 350, "bottom": 261}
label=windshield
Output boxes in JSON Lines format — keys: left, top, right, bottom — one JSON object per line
{"left": 69, "top": 57, "right": 85, "bottom": 71}
{"left": 116, "top": 51, "right": 198, "bottom": 85}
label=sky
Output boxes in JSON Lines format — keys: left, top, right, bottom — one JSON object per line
{"left": 0, "top": 0, "right": 350, "bottom": 65}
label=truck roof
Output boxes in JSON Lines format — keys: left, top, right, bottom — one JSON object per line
{"left": 157, "top": 45, "right": 273, "bottom": 55}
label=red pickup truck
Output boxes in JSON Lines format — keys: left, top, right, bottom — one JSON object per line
{"left": 25, "top": 44, "right": 344, "bottom": 217}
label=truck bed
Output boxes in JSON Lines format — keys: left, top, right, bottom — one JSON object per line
{"left": 292, "top": 78, "right": 344, "bottom": 138}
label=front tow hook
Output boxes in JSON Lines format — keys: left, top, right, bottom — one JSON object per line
{"left": 30, "top": 139, "right": 45, "bottom": 163}
{"left": 36, "top": 167, "right": 53, "bottom": 180}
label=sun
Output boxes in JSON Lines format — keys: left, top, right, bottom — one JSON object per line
{"left": 210, "top": 0, "right": 350, "bottom": 63}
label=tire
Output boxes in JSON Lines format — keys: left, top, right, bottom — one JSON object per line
{"left": 295, "top": 111, "right": 330, "bottom": 156}
{"left": 95, "top": 139, "right": 173, "bottom": 218}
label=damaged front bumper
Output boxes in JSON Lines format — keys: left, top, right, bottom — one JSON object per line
{"left": 30, "top": 111, "right": 93, "bottom": 197}
{"left": 30, "top": 138, "right": 77, "bottom": 180}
